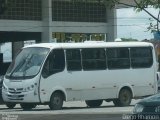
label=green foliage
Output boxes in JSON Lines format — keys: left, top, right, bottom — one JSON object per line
{"left": 134, "top": 0, "right": 160, "bottom": 12}
{"left": 146, "top": 18, "right": 159, "bottom": 32}
{"left": 103, "top": 0, "right": 118, "bottom": 8}
{"left": 103, "top": 0, "right": 160, "bottom": 10}
{"left": 103, "top": 0, "right": 160, "bottom": 32}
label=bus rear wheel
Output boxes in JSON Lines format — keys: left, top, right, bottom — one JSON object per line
{"left": 85, "top": 100, "right": 103, "bottom": 107}
{"left": 6, "top": 103, "right": 16, "bottom": 109}
{"left": 113, "top": 88, "right": 132, "bottom": 107}
{"left": 49, "top": 92, "right": 64, "bottom": 110}
{"left": 20, "top": 103, "right": 37, "bottom": 110}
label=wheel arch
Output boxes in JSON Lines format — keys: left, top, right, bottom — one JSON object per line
{"left": 50, "top": 89, "right": 67, "bottom": 101}
{"left": 118, "top": 85, "right": 133, "bottom": 98}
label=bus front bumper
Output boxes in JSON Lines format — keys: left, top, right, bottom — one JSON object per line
{"left": 2, "top": 90, "right": 40, "bottom": 103}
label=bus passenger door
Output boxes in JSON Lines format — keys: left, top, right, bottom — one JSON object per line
{"left": 40, "top": 49, "right": 65, "bottom": 103}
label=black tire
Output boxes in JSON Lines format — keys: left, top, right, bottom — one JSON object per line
{"left": 105, "top": 99, "right": 111, "bottom": 102}
{"left": 20, "top": 103, "right": 37, "bottom": 110}
{"left": 49, "top": 92, "right": 64, "bottom": 110}
{"left": 113, "top": 99, "right": 120, "bottom": 106}
{"left": 5, "top": 103, "right": 16, "bottom": 109}
{"left": 85, "top": 100, "right": 103, "bottom": 107}
{"left": 113, "top": 88, "right": 132, "bottom": 107}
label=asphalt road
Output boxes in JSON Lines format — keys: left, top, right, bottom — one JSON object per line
{"left": 0, "top": 114, "right": 125, "bottom": 120}
{"left": 0, "top": 100, "right": 139, "bottom": 120}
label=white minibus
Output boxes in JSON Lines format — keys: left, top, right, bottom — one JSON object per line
{"left": 2, "top": 42, "right": 158, "bottom": 110}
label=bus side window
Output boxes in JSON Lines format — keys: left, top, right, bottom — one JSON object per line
{"left": 42, "top": 49, "right": 65, "bottom": 78}
{"left": 130, "top": 47, "right": 153, "bottom": 68}
{"left": 66, "top": 49, "right": 82, "bottom": 71}
{"left": 82, "top": 48, "right": 106, "bottom": 70}
{"left": 107, "top": 48, "right": 130, "bottom": 69}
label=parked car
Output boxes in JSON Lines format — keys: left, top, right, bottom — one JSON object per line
{"left": 0, "top": 75, "right": 16, "bottom": 108}
{"left": 132, "top": 93, "right": 160, "bottom": 120}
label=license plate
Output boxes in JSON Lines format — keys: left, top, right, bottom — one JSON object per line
{"left": 11, "top": 95, "right": 19, "bottom": 99}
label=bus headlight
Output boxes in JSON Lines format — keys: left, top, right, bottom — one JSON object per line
{"left": 2, "top": 84, "right": 8, "bottom": 91}
{"left": 23, "top": 83, "right": 37, "bottom": 92}
{"left": 133, "top": 104, "right": 144, "bottom": 113}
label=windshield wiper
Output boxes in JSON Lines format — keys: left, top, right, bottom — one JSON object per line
{"left": 9, "top": 54, "right": 32, "bottom": 78}
{"left": 22, "top": 55, "right": 34, "bottom": 77}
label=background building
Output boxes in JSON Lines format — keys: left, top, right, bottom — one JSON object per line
{"left": 0, "top": 0, "right": 118, "bottom": 74}
{"left": 0, "top": 0, "right": 117, "bottom": 43}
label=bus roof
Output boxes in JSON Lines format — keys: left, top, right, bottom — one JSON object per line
{"left": 23, "top": 41, "right": 153, "bottom": 49}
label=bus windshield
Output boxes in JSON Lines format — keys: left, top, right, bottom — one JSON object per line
{"left": 6, "top": 47, "right": 50, "bottom": 79}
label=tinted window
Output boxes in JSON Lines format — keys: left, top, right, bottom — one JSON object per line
{"left": 107, "top": 48, "right": 130, "bottom": 69}
{"left": 42, "top": 49, "right": 65, "bottom": 78}
{"left": 66, "top": 49, "right": 82, "bottom": 71}
{"left": 130, "top": 47, "right": 153, "bottom": 68}
{"left": 82, "top": 48, "right": 106, "bottom": 70}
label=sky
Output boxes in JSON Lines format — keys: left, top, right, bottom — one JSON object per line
{"left": 116, "top": 7, "right": 159, "bottom": 41}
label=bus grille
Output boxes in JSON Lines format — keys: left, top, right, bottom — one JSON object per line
{"left": 7, "top": 88, "right": 24, "bottom": 100}
{"left": 8, "top": 88, "right": 23, "bottom": 94}
{"left": 7, "top": 95, "right": 24, "bottom": 100}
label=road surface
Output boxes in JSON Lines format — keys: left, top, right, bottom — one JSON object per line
{"left": 0, "top": 100, "right": 140, "bottom": 120}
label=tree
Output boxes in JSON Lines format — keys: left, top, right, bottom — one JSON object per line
{"left": 103, "top": 0, "right": 160, "bottom": 32}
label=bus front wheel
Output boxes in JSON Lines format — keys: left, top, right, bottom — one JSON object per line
{"left": 49, "top": 92, "right": 64, "bottom": 110}
{"left": 113, "top": 88, "right": 132, "bottom": 107}
{"left": 6, "top": 103, "right": 16, "bottom": 109}
{"left": 20, "top": 103, "right": 36, "bottom": 110}
{"left": 85, "top": 100, "right": 103, "bottom": 107}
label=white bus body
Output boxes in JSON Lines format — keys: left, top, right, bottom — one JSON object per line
{"left": 2, "top": 42, "right": 158, "bottom": 110}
